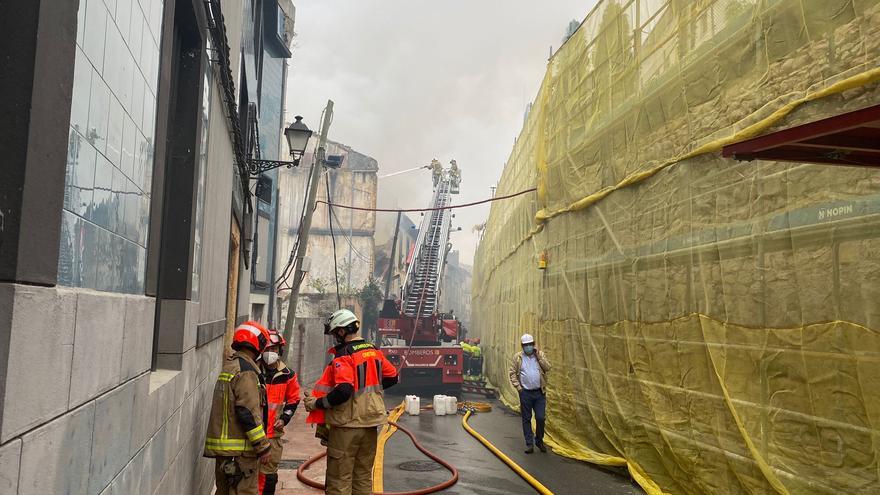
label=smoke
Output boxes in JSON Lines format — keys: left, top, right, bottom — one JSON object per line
{"left": 284, "top": 0, "right": 595, "bottom": 264}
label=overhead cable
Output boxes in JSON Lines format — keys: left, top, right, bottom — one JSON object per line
{"left": 316, "top": 188, "right": 537, "bottom": 213}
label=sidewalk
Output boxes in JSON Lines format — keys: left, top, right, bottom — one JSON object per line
{"left": 275, "top": 409, "right": 325, "bottom": 494}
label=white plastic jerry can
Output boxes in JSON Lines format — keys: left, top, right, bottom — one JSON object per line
{"left": 433, "top": 395, "right": 447, "bottom": 415}
{"left": 406, "top": 395, "right": 421, "bottom": 416}
{"left": 447, "top": 396, "right": 458, "bottom": 414}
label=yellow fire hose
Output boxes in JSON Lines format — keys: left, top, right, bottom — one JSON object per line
{"left": 367, "top": 400, "right": 553, "bottom": 495}
{"left": 373, "top": 404, "right": 406, "bottom": 492}
{"left": 462, "top": 410, "right": 555, "bottom": 495}
{"left": 458, "top": 401, "right": 493, "bottom": 413}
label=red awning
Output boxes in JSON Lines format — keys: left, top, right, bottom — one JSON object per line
{"left": 722, "top": 104, "right": 880, "bottom": 167}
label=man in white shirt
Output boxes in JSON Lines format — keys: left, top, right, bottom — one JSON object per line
{"left": 508, "top": 333, "right": 551, "bottom": 453}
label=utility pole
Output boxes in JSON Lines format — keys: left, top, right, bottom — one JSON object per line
{"left": 347, "top": 172, "right": 355, "bottom": 291}
{"left": 383, "top": 211, "right": 402, "bottom": 299}
{"left": 282, "top": 99, "right": 333, "bottom": 362}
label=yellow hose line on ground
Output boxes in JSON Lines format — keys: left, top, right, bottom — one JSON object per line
{"left": 458, "top": 401, "right": 493, "bottom": 413}
{"left": 374, "top": 404, "right": 407, "bottom": 488}
{"left": 462, "top": 410, "right": 554, "bottom": 495}
{"left": 373, "top": 403, "right": 406, "bottom": 492}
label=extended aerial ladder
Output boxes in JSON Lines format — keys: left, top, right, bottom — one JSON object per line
{"left": 379, "top": 169, "right": 463, "bottom": 394}
{"left": 402, "top": 179, "right": 453, "bottom": 319}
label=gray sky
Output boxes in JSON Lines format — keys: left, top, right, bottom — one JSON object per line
{"left": 285, "top": 1, "right": 596, "bottom": 265}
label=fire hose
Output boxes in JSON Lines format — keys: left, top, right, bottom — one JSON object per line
{"left": 462, "top": 410, "right": 555, "bottom": 495}
{"left": 296, "top": 419, "right": 459, "bottom": 494}
{"left": 297, "top": 401, "right": 554, "bottom": 495}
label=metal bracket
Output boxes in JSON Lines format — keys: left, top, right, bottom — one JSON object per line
{"left": 248, "top": 158, "right": 301, "bottom": 177}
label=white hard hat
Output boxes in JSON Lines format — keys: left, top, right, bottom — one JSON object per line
{"left": 326, "top": 309, "right": 359, "bottom": 334}
{"left": 521, "top": 333, "right": 535, "bottom": 345}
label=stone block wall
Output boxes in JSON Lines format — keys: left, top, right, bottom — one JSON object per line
{"left": 0, "top": 283, "right": 224, "bottom": 494}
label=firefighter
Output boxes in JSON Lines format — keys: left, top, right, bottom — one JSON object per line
{"left": 449, "top": 159, "right": 461, "bottom": 187}
{"left": 461, "top": 339, "right": 474, "bottom": 381}
{"left": 204, "top": 321, "right": 273, "bottom": 494}
{"left": 303, "top": 309, "right": 399, "bottom": 495}
{"left": 429, "top": 158, "right": 443, "bottom": 187}
{"left": 258, "top": 330, "right": 302, "bottom": 495}
{"left": 470, "top": 338, "right": 483, "bottom": 379}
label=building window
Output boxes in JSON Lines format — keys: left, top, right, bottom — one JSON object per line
{"left": 59, "top": 0, "right": 163, "bottom": 294}
{"left": 254, "top": 211, "right": 271, "bottom": 285}
{"left": 191, "top": 41, "right": 214, "bottom": 302}
{"left": 277, "top": 4, "right": 286, "bottom": 42}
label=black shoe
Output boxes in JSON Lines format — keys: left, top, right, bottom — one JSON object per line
{"left": 536, "top": 443, "right": 547, "bottom": 453}
{"left": 524, "top": 446, "right": 534, "bottom": 454}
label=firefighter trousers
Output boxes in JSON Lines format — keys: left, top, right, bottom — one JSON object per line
{"left": 214, "top": 456, "right": 260, "bottom": 495}
{"left": 325, "top": 426, "right": 378, "bottom": 495}
{"left": 258, "top": 438, "right": 283, "bottom": 494}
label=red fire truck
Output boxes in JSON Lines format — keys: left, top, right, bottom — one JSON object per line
{"left": 378, "top": 173, "right": 464, "bottom": 396}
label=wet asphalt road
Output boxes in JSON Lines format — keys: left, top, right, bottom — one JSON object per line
{"left": 381, "top": 391, "right": 643, "bottom": 495}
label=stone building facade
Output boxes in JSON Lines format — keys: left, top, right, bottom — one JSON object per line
{"left": 276, "top": 138, "right": 379, "bottom": 301}
{"left": 0, "top": 0, "right": 294, "bottom": 493}
{"left": 275, "top": 138, "right": 380, "bottom": 383}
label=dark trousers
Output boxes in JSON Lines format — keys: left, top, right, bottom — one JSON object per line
{"left": 519, "top": 389, "right": 546, "bottom": 447}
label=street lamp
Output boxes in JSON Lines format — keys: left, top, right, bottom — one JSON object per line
{"left": 247, "top": 115, "right": 313, "bottom": 177}
{"left": 285, "top": 115, "right": 313, "bottom": 157}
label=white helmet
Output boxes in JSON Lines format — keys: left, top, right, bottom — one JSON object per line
{"left": 521, "top": 333, "right": 535, "bottom": 345}
{"left": 325, "top": 309, "right": 360, "bottom": 334}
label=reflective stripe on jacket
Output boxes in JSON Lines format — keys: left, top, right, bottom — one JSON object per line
{"left": 307, "top": 341, "right": 398, "bottom": 428}
{"left": 203, "top": 351, "right": 271, "bottom": 457}
{"left": 263, "top": 360, "right": 301, "bottom": 438}
{"left": 462, "top": 343, "right": 482, "bottom": 357}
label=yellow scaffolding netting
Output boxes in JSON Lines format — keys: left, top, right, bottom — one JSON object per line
{"left": 473, "top": 1, "right": 880, "bottom": 494}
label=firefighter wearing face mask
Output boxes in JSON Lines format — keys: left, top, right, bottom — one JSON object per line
{"left": 204, "top": 321, "right": 273, "bottom": 495}
{"left": 258, "top": 330, "right": 301, "bottom": 495}
{"left": 303, "top": 309, "right": 399, "bottom": 495}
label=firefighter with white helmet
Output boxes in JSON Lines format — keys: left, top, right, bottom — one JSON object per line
{"left": 303, "top": 309, "right": 399, "bottom": 495}
{"left": 508, "top": 333, "right": 551, "bottom": 453}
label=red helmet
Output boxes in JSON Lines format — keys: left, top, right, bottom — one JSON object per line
{"left": 267, "top": 329, "right": 286, "bottom": 353}
{"left": 232, "top": 321, "right": 270, "bottom": 354}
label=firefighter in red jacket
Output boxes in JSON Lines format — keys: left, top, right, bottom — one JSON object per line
{"left": 303, "top": 309, "right": 399, "bottom": 495}
{"left": 258, "top": 330, "right": 301, "bottom": 494}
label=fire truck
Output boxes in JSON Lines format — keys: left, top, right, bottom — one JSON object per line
{"left": 378, "top": 171, "right": 464, "bottom": 396}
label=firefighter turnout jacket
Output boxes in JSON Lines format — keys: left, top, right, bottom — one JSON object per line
{"left": 307, "top": 340, "right": 399, "bottom": 428}
{"left": 263, "top": 360, "right": 301, "bottom": 438}
{"left": 204, "top": 351, "right": 271, "bottom": 457}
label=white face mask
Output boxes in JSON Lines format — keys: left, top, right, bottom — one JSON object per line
{"left": 262, "top": 351, "right": 279, "bottom": 365}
